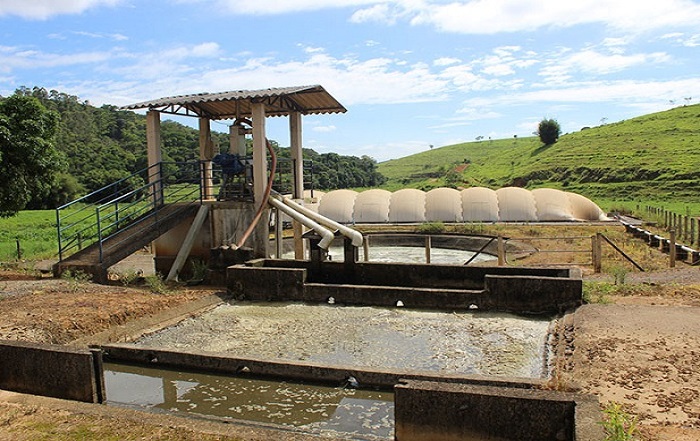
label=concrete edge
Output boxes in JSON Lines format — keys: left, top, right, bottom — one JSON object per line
{"left": 100, "top": 344, "right": 546, "bottom": 390}
{"left": 68, "top": 293, "right": 229, "bottom": 348}
{"left": 0, "top": 389, "right": 335, "bottom": 441}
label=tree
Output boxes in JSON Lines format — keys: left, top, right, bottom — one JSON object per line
{"left": 0, "top": 94, "right": 63, "bottom": 217}
{"left": 537, "top": 118, "right": 561, "bottom": 145}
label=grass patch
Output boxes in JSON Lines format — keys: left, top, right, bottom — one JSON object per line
{"left": 60, "top": 270, "right": 92, "bottom": 293}
{"left": 583, "top": 282, "right": 615, "bottom": 304}
{"left": 378, "top": 104, "right": 700, "bottom": 211}
{"left": 416, "top": 221, "right": 446, "bottom": 234}
{"left": 144, "top": 274, "right": 171, "bottom": 294}
{"left": 601, "top": 402, "right": 639, "bottom": 441}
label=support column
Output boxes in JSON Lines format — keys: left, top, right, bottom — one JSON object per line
{"left": 290, "top": 112, "right": 304, "bottom": 199}
{"left": 251, "top": 103, "right": 270, "bottom": 258}
{"left": 290, "top": 111, "right": 306, "bottom": 259}
{"left": 252, "top": 103, "right": 268, "bottom": 205}
{"left": 199, "top": 117, "right": 214, "bottom": 200}
{"left": 146, "top": 110, "right": 163, "bottom": 206}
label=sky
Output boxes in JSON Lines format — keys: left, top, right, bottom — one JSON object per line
{"left": 1, "top": 0, "right": 699, "bottom": 162}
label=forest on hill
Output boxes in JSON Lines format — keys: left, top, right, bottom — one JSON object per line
{"left": 1, "top": 87, "right": 384, "bottom": 211}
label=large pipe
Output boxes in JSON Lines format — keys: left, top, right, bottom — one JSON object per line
{"left": 268, "top": 197, "right": 335, "bottom": 249}
{"left": 232, "top": 139, "right": 276, "bottom": 250}
{"left": 277, "top": 195, "right": 364, "bottom": 247}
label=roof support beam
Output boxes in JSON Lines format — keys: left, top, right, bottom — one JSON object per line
{"left": 290, "top": 111, "right": 303, "bottom": 200}
{"left": 252, "top": 102, "right": 268, "bottom": 206}
{"left": 146, "top": 110, "right": 163, "bottom": 206}
{"left": 199, "top": 117, "right": 214, "bottom": 200}
{"left": 290, "top": 111, "right": 306, "bottom": 260}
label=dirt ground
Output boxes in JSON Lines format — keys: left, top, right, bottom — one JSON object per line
{"left": 1, "top": 253, "right": 700, "bottom": 440}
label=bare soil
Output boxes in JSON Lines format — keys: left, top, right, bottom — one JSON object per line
{"left": 1, "top": 251, "right": 700, "bottom": 440}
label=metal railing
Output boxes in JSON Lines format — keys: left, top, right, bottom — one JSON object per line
{"left": 56, "top": 161, "right": 202, "bottom": 263}
{"left": 202, "top": 156, "right": 314, "bottom": 202}
{"left": 56, "top": 157, "right": 315, "bottom": 263}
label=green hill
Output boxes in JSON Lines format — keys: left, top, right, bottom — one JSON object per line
{"left": 378, "top": 104, "right": 700, "bottom": 211}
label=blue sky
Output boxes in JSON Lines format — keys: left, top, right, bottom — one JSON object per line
{"left": 1, "top": 0, "right": 699, "bottom": 161}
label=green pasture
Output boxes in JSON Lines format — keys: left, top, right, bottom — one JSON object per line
{"left": 378, "top": 104, "right": 700, "bottom": 209}
{"left": 0, "top": 209, "right": 60, "bottom": 262}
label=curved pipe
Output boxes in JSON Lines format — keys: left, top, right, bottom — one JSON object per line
{"left": 268, "top": 197, "right": 334, "bottom": 249}
{"left": 233, "top": 139, "right": 276, "bottom": 250}
{"left": 279, "top": 195, "right": 364, "bottom": 247}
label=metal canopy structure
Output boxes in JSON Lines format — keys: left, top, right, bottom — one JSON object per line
{"left": 121, "top": 85, "right": 346, "bottom": 120}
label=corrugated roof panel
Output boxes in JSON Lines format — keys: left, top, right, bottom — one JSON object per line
{"left": 121, "top": 85, "right": 346, "bottom": 119}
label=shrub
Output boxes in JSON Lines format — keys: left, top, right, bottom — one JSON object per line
{"left": 538, "top": 118, "right": 561, "bottom": 145}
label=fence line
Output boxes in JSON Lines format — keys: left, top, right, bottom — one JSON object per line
{"left": 641, "top": 205, "right": 699, "bottom": 247}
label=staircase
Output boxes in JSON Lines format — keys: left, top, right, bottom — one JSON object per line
{"left": 53, "top": 161, "right": 202, "bottom": 282}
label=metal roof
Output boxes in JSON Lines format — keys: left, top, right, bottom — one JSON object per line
{"left": 121, "top": 85, "right": 346, "bottom": 119}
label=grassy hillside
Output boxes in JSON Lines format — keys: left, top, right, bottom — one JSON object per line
{"left": 378, "top": 104, "right": 700, "bottom": 211}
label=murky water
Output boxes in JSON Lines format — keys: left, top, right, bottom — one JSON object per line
{"left": 104, "top": 362, "right": 394, "bottom": 439}
{"left": 285, "top": 244, "right": 496, "bottom": 264}
{"left": 137, "top": 303, "right": 550, "bottom": 378}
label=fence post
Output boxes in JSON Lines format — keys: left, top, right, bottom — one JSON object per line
{"left": 16, "top": 238, "right": 21, "bottom": 260}
{"left": 684, "top": 215, "right": 690, "bottom": 242}
{"left": 670, "top": 229, "right": 676, "bottom": 268}
{"left": 691, "top": 218, "right": 696, "bottom": 247}
{"left": 425, "top": 235, "right": 431, "bottom": 264}
{"left": 592, "top": 234, "right": 602, "bottom": 273}
{"left": 497, "top": 236, "right": 505, "bottom": 266}
{"left": 363, "top": 236, "right": 370, "bottom": 262}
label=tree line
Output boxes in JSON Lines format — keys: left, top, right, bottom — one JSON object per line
{"left": 0, "top": 87, "right": 385, "bottom": 216}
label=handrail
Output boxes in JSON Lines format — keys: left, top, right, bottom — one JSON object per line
{"left": 56, "top": 160, "right": 201, "bottom": 263}
{"left": 56, "top": 154, "right": 315, "bottom": 263}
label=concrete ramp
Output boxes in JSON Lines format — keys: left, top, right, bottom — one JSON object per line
{"left": 54, "top": 203, "right": 199, "bottom": 283}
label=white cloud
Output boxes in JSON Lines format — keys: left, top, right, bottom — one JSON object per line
{"left": 433, "top": 57, "right": 461, "bottom": 67}
{"left": 0, "top": 0, "right": 121, "bottom": 20}
{"left": 190, "top": 42, "right": 221, "bottom": 57}
{"left": 463, "top": 78, "right": 700, "bottom": 110}
{"left": 354, "top": 140, "right": 429, "bottom": 162}
{"left": 661, "top": 32, "right": 700, "bottom": 47}
{"left": 350, "top": 4, "right": 398, "bottom": 25}
{"left": 195, "top": 0, "right": 700, "bottom": 37}
{"left": 539, "top": 49, "right": 671, "bottom": 82}
{"left": 411, "top": 0, "right": 700, "bottom": 34}
{"left": 215, "top": 0, "right": 381, "bottom": 15}
{"left": 312, "top": 125, "right": 337, "bottom": 133}
{"left": 0, "top": 47, "right": 112, "bottom": 73}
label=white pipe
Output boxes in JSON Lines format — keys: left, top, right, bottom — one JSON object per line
{"left": 268, "top": 197, "right": 334, "bottom": 249}
{"left": 279, "top": 196, "right": 364, "bottom": 247}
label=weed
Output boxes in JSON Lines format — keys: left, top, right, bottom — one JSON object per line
{"left": 460, "top": 223, "right": 485, "bottom": 235}
{"left": 416, "top": 222, "right": 446, "bottom": 234}
{"left": 113, "top": 269, "right": 142, "bottom": 286}
{"left": 601, "top": 402, "right": 639, "bottom": 441}
{"left": 60, "top": 270, "right": 91, "bottom": 293}
{"left": 607, "top": 265, "right": 629, "bottom": 285}
{"left": 582, "top": 282, "right": 614, "bottom": 304}
{"left": 144, "top": 273, "right": 170, "bottom": 294}
{"left": 189, "top": 258, "right": 208, "bottom": 282}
